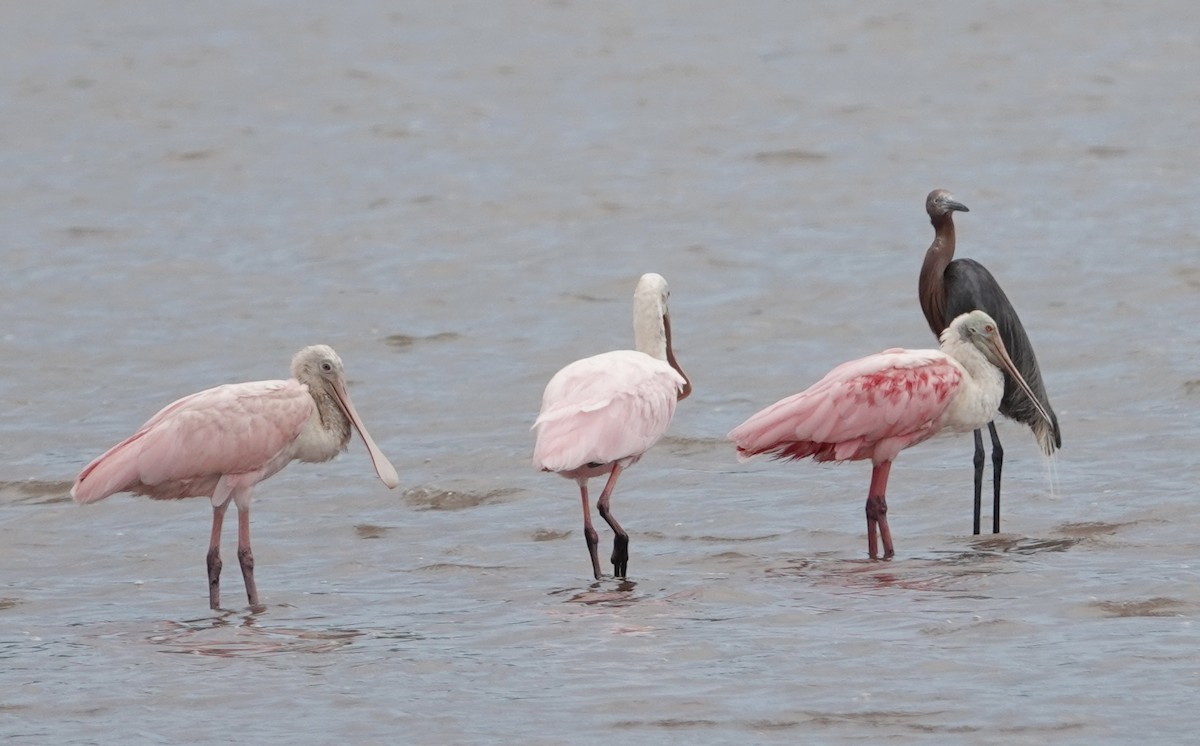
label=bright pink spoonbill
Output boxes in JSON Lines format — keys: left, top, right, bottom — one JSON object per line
{"left": 728, "top": 311, "right": 1051, "bottom": 560}
{"left": 533, "top": 273, "right": 691, "bottom": 580}
{"left": 71, "top": 345, "right": 399, "bottom": 609}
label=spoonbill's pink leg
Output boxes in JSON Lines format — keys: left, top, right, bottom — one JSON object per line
{"left": 865, "top": 461, "right": 895, "bottom": 560}
{"left": 237, "top": 506, "right": 259, "bottom": 607}
{"left": 578, "top": 482, "right": 602, "bottom": 580}
{"left": 207, "top": 501, "right": 230, "bottom": 609}
{"left": 596, "top": 463, "right": 628, "bottom": 577}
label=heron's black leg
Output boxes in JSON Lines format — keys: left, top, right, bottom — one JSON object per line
{"left": 988, "top": 421, "right": 1004, "bottom": 534}
{"left": 972, "top": 428, "right": 985, "bottom": 535}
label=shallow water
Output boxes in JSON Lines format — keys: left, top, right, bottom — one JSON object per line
{"left": 3, "top": 1, "right": 1199, "bottom": 743}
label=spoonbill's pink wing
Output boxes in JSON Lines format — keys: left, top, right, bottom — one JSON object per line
{"left": 72, "top": 379, "right": 314, "bottom": 502}
{"left": 729, "top": 349, "right": 962, "bottom": 464}
{"left": 533, "top": 350, "right": 685, "bottom": 473}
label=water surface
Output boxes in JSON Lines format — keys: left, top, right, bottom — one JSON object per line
{"left": 3, "top": 2, "right": 1198, "bottom": 743}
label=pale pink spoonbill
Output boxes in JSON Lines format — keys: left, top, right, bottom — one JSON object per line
{"left": 71, "top": 345, "right": 399, "bottom": 608}
{"left": 533, "top": 273, "right": 691, "bottom": 580}
{"left": 728, "top": 311, "right": 1051, "bottom": 560}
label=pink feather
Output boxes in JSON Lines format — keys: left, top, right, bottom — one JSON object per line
{"left": 71, "top": 380, "right": 314, "bottom": 503}
{"left": 533, "top": 350, "right": 685, "bottom": 476}
{"left": 729, "top": 349, "right": 963, "bottom": 467}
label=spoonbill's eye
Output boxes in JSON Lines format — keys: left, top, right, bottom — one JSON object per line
{"left": 321, "top": 361, "right": 334, "bottom": 373}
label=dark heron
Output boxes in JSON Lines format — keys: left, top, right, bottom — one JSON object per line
{"left": 917, "top": 189, "right": 1061, "bottom": 534}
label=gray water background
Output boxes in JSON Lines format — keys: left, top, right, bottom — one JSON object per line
{"left": 2, "top": 1, "right": 1199, "bottom": 743}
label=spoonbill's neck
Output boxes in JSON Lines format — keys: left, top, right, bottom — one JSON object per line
{"left": 294, "top": 381, "right": 352, "bottom": 463}
{"left": 939, "top": 334, "right": 1004, "bottom": 432}
{"left": 632, "top": 292, "right": 668, "bottom": 361}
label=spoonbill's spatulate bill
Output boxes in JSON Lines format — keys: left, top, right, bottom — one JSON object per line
{"left": 72, "top": 345, "right": 399, "bottom": 609}
{"left": 729, "top": 311, "right": 1051, "bottom": 560}
{"left": 533, "top": 273, "right": 691, "bottom": 580}
{"left": 918, "top": 189, "right": 1061, "bottom": 534}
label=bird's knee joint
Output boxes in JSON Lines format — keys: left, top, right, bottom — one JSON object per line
{"left": 865, "top": 498, "right": 887, "bottom": 520}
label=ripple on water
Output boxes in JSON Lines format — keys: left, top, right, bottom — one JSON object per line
{"left": 966, "top": 535, "right": 1081, "bottom": 554}
{"left": 658, "top": 434, "right": 727, "bottom": 457}
{"left": 353, "top": 523, "right": 391, "bottom": 539}
{"left": 383, "top": 331, "right": 462, "bottom": 349}
{"left": 147, "top": 617, "right": 364, "bottom": 657}
{"left": 414, "top": 562, "right": 511, "bottom": 574}
{"left": 547, "top": 580, "right": 642, "bottom": 607}
{"left": 763, "top": 553, "right": 1008, "bottom": 596}
{"left": 1090, "top": 597, "right": 1191, "bottom": 618}
{"left": 677, "top": 533, "right": 784, "bottom": 543}
{"left": 610, "top": 712, "right": 1087, "bottom": 738}
{"left": 1050, "top": 520, "right": 1147, "bottom": 549}
{"left": 401, "top": 485, "right": 522, "bottom": 511}
{"left": 0, "top": 480, "right": 73, "bottom": 505}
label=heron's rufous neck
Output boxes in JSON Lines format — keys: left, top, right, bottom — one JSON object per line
{"left": 918, "top": 212, "right": 957, "bottom": 337}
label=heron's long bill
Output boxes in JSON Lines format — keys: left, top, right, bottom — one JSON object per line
{"left": 982, "top": 331, "right": 1053, "bottom": 426}
{"left": 332, "top": 377, "right": 401, "bottom": 489}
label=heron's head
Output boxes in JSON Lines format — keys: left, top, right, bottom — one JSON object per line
{"left": 926, "top": 189, "right": 969, "bottom": 220}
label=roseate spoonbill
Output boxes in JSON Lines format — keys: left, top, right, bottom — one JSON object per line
{"left": 71, "top": 345, "right": 399, "bottom": 609}
{"left": 533, "top": 273, "right": 691, "bottom": 580}
{"left": 728, "top": 311, "right": 1052, "bottom": 560}
{"left": 918, "top": 189, "right": 1061, "bottom": 534}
